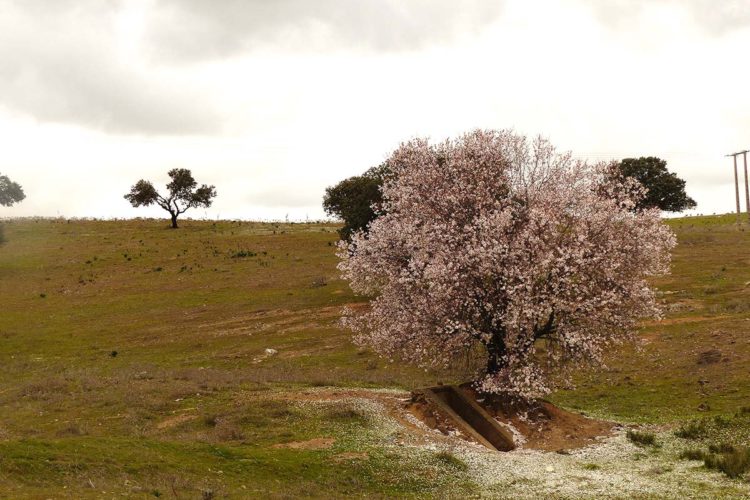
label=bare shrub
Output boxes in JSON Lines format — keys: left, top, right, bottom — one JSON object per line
{"left": 213, "top": 420, "right": 244, "bottom": 441}
{"left": 674, "top": 420, "right": 708, "bottom": 440}
{"left": 704, "top": 447, "right": 750, "bottom": 479}
{"left": 627, "top": 430, "right": 657, "bottom": 447}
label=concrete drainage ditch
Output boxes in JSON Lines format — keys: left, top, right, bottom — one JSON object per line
{"left": 413, "top": 385, "right": 515, "bottom": 451}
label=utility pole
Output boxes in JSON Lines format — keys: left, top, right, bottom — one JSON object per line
{"left": 726, "top": 150, "right": 749, "bottom": 216}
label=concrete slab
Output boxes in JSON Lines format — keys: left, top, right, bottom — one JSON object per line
{"left": 415, "top": 385, "right": 515, "bottom": 452}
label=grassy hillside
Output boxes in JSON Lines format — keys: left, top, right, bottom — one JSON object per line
{"left": 1, "top": 215, "right": 749, "bottom": 498}
{"left": 553, "top": 214, "right": 750, "bottom": 421}
{"left": 0, "top": 218, "right": 462, "bottom": 498}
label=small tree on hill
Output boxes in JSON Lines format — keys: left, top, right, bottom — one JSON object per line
{"left": 338, "top": 130, "right": 676, "bottom": 399}
{"left": 323, "top": 164, "right": 389, "bottom": 240}
{"left": 0, "top": 173, "right": 25, "bottom": 207}
{"left": 614, "top": 157, "right": 696, "bottom": 212}
{"left": 0, "top": 173, "right": 25, "bottom": 244}
{"left": 125, "top": 169, "right": 216, "bottom": 228}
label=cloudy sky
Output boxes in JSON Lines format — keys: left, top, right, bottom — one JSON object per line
{"left": 1, "top": 0, "right": 749, "bottom": 221}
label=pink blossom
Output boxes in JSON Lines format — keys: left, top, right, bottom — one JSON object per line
{"left": 338, "top": 130, "right": 676, "bottom": 399}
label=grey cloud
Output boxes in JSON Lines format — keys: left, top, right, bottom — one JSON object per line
{"left": 582, "top": 0, "right": 750, "bottom": 36}
{"left": 144, "top": 0, "right": 504, "bottom": 62}
{"left": 0, "top": 1, "right": 223, "bottom": 135}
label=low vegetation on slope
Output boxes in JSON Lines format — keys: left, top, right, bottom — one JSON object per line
{"left": 0, "top": 215, "right": 749, "bottom": 497}
{"left": 0, "top": 218, "right": 461, "bottom": 497}
{"left": 553, "top": 214, "right": 750, "bottom": 422}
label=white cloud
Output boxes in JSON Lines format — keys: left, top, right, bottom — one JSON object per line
{"left": 0, "top": 0, "right": 749, "bottom": 220}
{"left": 0, "top": 0, "right": 224, "bottom": 134}
{"left": 143, "top": 0, "right": 505, "bottom": 62}
{"left": 581, "top": 0, "right": 750, "bottom": 36}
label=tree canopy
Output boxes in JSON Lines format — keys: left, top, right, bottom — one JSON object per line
{"left": 124, "top": 169, "right": 217, "bottom": 228}
{"left": 338, "top": 130, "right": 676, "bottom": 399}
{"left": 614, "top": 157, "right": 696, "bottom": 212}
{"left": 0, "top": 173, "right": 25, "bottom": 207}
{"left": 323, "top": 164, "right": 389, "bottom": 240}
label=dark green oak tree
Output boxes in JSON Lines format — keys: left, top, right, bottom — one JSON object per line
{"left": 614, "top": 157, "right": 696, "bottom": 212}
{"left": 125, "top": 169, "right": 216, "bottom": 228}
{"left": 0, "top": 173, "right": 25, "bottom": 244}
{"left": 323, "top": 163, "right": 389, "bottom": 240}
{"left": 0, "top": 173, "right": 25, "bottom": 207}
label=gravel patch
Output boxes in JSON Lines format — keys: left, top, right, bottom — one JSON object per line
{"left": 452, "top": 430, "right": 750, "bottom": 499}
{"left": 293, "top": 391, "right": 750, "bottom": 499}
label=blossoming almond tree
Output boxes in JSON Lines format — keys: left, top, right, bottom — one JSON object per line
{"left": 338, "top": 130, "right": 676, "bottom": 399}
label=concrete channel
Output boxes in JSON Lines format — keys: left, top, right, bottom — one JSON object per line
{"left": 416, "top": 385, "right": 515, "bottom": 451}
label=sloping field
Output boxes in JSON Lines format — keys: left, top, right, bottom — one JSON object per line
{"left": 554, "top": 214, "right": 750, "bottom": 421}
{"left": 0, "top": 216, "right": 749, "bottom": 498}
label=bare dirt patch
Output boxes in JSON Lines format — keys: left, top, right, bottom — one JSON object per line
{"left": 642, "top": 314, "right": 725, "bottom": 327}
{"left": 408, "top": 385, "right": 614, "bottom": 452}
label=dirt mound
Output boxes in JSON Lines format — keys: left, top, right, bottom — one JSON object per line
{"left": 408, "top": 384, "right": 614, "bottom": 452}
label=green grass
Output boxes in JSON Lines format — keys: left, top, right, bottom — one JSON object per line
{"left": 2, "top": 214, "right": 750, "bottom": 495}
{"left": 0, "top": 436, "right": 459, "bottom": 497}
{"left": 552, "top": 214, "right": 750, "bottom": 422}
{"left": 0, "top": 218, "right": 471, "bottom": 497}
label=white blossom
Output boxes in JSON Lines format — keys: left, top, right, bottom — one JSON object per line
{"left": 338, "top": 130, "right": 675, "bottom": 399}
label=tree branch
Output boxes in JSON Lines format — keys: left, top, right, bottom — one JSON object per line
{"left": 534, "top": 310, "right": 556, "bottom": 339}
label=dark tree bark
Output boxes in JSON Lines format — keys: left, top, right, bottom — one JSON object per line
{"left": 484, "top": 313, "right": 554, "bottom": 377}
{"left": 170, "top": 213, "right": 178, "bottom": 229}
{"left": 485, "top": 332, "right": 507, "bottom": 375}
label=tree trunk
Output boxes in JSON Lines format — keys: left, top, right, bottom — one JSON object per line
{"left": 170, "top": 213, "right": 179, "bottom": 229}
{"left": 485, "top": 333, "right": 507, "bottom": 375}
